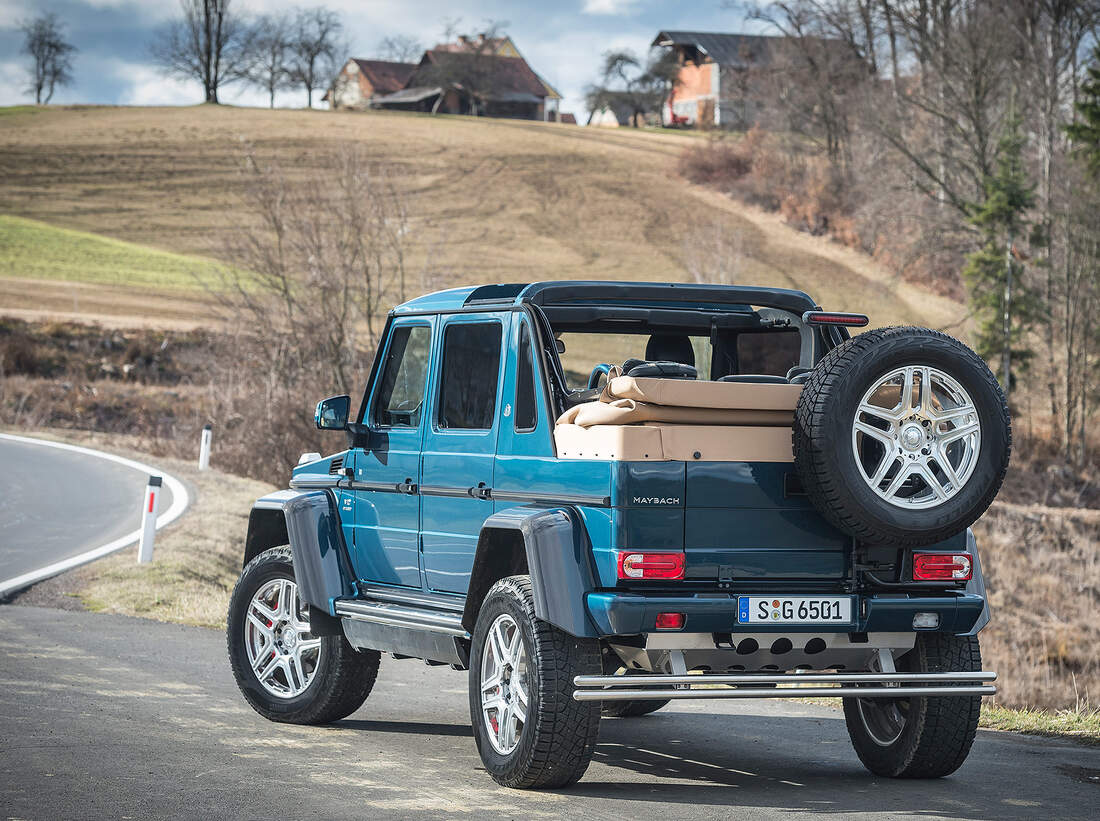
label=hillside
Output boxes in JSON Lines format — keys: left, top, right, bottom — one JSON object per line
{"left": 0, "top": 105, "right": 965, "bottom": 331}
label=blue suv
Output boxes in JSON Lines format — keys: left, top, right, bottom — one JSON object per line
{"left": 227, "top": 281, "right": 1010, "bottom": 788}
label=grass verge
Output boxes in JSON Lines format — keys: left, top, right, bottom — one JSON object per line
{"left": 0, "top": 214, "right": 223, "bottom": 291}
{"left": 980, "top": 703, "right": 1100, "bottom": 745}
{"left": 5, "top": 427, "right": 274, "bottom": 628}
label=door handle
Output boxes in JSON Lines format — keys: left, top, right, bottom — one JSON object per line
{"left": 396, "top": 479, "right": 418, "bottom": 495}
{"left": 469, "top": 483, "right": 492, "bottom": 500}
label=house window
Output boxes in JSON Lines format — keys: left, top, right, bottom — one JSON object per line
{"left": 437, "top": 322, "right": 502, "bottom": 430}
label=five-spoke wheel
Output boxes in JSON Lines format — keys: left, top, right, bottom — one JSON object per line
{"left": 479, "top": 613, "right": 530, "bottom": 755}
{"left": 244, "top": 577, "right": 323, "bottom": 699}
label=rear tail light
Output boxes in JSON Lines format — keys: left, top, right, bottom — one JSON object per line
{"left": 617, "top": 552, "right": 685, "bottom": 580}
{"left": 912, "top": 553, "right": 972, "bottom": 581}
{"left": 802, "top": 311, "right": 870, "bottom": 327}
{"left": 655, "top": 612, "right": 685, "bottom": 630}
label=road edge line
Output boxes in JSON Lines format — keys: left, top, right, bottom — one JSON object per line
{"left": 0, "top": 433, "right": 191, "bottom": 598}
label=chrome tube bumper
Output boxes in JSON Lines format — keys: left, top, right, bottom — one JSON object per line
{"left": 572, "top": 671, "right": 997, "bottom": 701}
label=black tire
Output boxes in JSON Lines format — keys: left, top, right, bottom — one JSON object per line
{"left": 843, "top": 634, "right": 982, "bottom": 778}
{"left": 227, "top": 546, "right": 379, "bottom": 725}
{"left": 794, "top": 326, "right": 1010, "bottom": 546}
{"left": 468, "top": 575, "right": 601, "bottom": 789}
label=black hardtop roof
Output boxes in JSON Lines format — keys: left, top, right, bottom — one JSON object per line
{"left": 510, "top": 281, "right": 818, "bottom": 314}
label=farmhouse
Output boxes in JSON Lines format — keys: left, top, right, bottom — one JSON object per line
{"left": 330, "top": 33, "right": 565, "bottom": 122}
{"left": 327, "top": 59, "right": 417, "bottom": 110}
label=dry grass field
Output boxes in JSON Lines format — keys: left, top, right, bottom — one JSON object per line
{"left": 0, "top": 104, "right": 964, "bottom": 331}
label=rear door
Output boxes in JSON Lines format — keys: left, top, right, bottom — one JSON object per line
{"left": 350, "top": 318, "right": 433, "bottom": 588}
{"left": 420, "top": 314, "right": 505, "bottom": 594}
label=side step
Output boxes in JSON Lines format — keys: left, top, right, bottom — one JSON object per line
{"left": 573, "top": 671, "right": 997, "bottom": 702}
{"left": 334, "top": 596, "right": 470, "bottom": 669}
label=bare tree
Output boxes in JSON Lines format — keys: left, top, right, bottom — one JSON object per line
{"left": 247, "top": 13, "right": 294, "bottom": 108}
{"left": 215, "top": 144, "right": 414, "bottom": 392}
{"left": 150, "top": 0, "right": 252, "bottom": 103}
{"left": 20, "top": 12, "right": 76, "bottom": 104}
{"left": 288, "top": 6, "right": 345, "bottom": 108}
{"left": 586, "top": 48, "right": 680, "bottom": 127}
{"left": 377, "top": 34, "right": 423, "bottom": 63}
{"left": 682, "top": 221, "right": 746, "bottom": 285}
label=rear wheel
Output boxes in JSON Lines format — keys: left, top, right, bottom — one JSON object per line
{"left": 469, "top": 576, "right": 601, "bottom": 788}
{"left": 227, "top": 547, "right": 379, "bottom": 725}
{"left": 843, "top": 633, "right": 982, "bottom": 778}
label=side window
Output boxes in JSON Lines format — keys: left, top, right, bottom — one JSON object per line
{"left": 437, "top": 322, "right": 502, "bottom": 430}
{"left": 373, "top": 325, "right": 431, "bottom": 427}
{"left": 515, "top": 322, "right": 538, "bottom": 431}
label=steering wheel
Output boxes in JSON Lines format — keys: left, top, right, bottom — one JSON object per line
{"left": 587, "top": 363, "right": 612, "bottom": 390}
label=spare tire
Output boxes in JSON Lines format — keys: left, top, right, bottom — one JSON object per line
{"left": 793, "top": 326, "right": 1010, "bottom": 546}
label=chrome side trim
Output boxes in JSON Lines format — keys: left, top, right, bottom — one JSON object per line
{"left": 346, "top": 480, "right": 401, "bottom": 493}
{"left": 418, "top": 484, "right": 474, "bottom": 498}
{"left": 335, "top": 599, "right": 469, "bottom": 638}
{"left": 492, "top": 489, "right": 612, "bottom": 507}
{"left": 356, "top": 584, "right": 465, "bottom": 613}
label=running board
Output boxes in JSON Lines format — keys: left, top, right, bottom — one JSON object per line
{"left": 573, "top": 671, "right": 997, "bottom": 702}
{"left": 334, "top": 599, "right": 469, "bottom": 638}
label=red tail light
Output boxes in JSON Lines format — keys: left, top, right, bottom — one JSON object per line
{"left": 655, "top": 612, "right": 685, "bottom": 630}
{"left": 617, "top": 552, "right": 685, "bottom": 580}
{"left": 913, "top": 553, "right": 972, "bottom": 581}
{"left": 802, "top": 311, "right": 869, "bottom": 327}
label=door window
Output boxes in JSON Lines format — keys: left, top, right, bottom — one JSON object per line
{"left": 373, "top": 325, "right": 431, "bottom": 427}
{"left": 437, "top": 322, "right": 502, "bottom": 430}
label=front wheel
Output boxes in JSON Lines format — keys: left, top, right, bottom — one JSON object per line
{"left": 843, "top": 633, "right": 983, "bottom": 778}
{"left": 468, "top": 576, "right": 602, "bottom": 789}
{"left": 227, "top": 546, "right": 380, "bottom": 725}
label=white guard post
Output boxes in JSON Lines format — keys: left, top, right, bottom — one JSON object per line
{"left": 198, "top": 424, "right": 212, "bottom": 471}
{"left": 137, "top": 476, "right": 162, "bottom": 564}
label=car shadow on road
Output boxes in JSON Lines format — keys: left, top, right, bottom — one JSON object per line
{"left": 335, "top": 718, "right": 473, "bottom": 738}
{"left": 560, "top": 711, "right": 1058, "bottom": 820}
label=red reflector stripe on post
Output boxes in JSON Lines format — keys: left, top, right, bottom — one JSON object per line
{"left": 912, "top": 553, "right": 972, "bottom": 581}
{"left": 655, "top": 612, "right": 685, "bottom": 630}
{"left": 617, "top": 552, "right": 685, "bottom": 580}
{"left": 802, "top": 311, "right": 870, "bottom": 327}
{"left": 148, "top": 492, "right": 155, "bottom": 513}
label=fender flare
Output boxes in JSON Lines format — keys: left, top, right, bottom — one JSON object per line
{"left": 962, "top": 529, "right": 990, "bottom": 636}
{"left": 244, "top": 489, "right": 356, "bottom": 622}
{"left": 462, "top": 506, "right": 599, "bottom": 638}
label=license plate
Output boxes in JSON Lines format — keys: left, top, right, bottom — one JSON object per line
{"left": 737, "top": 596, "right": 854, "bottom": 625}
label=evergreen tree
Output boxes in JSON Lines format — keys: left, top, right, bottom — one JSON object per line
{"left": 1065, "top": 44, "right": 1100, "bottom": 178}
{"left": 961, "top": 111, "right": 1037, "bottom": 399}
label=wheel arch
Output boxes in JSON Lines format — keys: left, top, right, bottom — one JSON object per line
{"left": 244, "top": 490, "right": 357, "bottom": 620}
{"left": 462, "top": 506, "right": 599, "bottom": 638}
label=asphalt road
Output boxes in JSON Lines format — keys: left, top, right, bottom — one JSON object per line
{"left": 1, "top": 605, "right": 1097, "bottom": 820}
{"left": 0, "top": 437, "right": 174, "bottom": 583}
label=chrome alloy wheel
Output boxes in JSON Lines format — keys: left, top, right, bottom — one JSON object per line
{"left": 480, "top": 613, "right": 530, "bottom": 755}
{"left": 244, "top": 578, "right": 322, "bottom": 699}
{"left": 852, "top": 366, "right": 982, "bottom": 509}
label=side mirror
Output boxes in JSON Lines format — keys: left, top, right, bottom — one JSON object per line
{"left": 315, "top": 395, "right": 351, "bottom": 430}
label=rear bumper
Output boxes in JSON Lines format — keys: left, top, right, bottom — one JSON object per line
{"left": 585, "top": 591, "right": 986, "bottom": 636}
{"left": 573, "top": 670, "right": 997, "bottom": 701}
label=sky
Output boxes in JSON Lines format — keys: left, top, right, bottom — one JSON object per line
{"left": 0, "top": 0, "right": 768, "bottom": 118}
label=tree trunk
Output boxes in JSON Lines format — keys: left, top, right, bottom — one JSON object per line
{"left": 1002, "top": 238, "right": 1013, "bottom": 398}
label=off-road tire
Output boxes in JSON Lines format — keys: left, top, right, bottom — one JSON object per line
{"left": 227, "top": 546, "right": 379, "bottom": 724}
{"left": 843, "top": 634, "right": 983, "bottom": 778}
{"left": 794, "top": 326, "right": 1010, "bottom": 546}
{"left": 468, "top": 575, "right": 601, "bottom": 789}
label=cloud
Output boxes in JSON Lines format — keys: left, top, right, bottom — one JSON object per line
{"left": 581, "top": 0, "right": 640, "bottom": 15}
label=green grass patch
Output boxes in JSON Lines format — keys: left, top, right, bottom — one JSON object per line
{"left": 0, "top": 214, "right": 224, "bottom": 291}
{"left": 980, "top": 703, "right": 1100, "bottom": 745}
{"left": 0, "top": 106, "right": 41, "bottom": 117}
